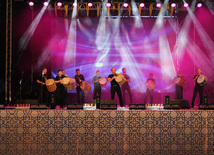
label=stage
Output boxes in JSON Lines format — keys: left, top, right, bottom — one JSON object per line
{"left": 0, "top": 108, "right": 214, "bottom": 154}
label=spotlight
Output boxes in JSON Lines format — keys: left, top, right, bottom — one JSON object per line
{"left": 139, "top": 3, "right": 145, "bottom": 8}
{"left": 197, "top": 3, "right": 202, "bottom": 8}
{"left": 29, "top": 1, "right": 34, "bottom": 7}
{"left": 184, "top": 3, "right": 189, "bottom": 8}
{"left": 88, "top": 2, "right": 93, "bottom": 7}
{"left": 156, "top": 3, "right": 161, "bottom": 8}
{"left": 106, "top": 3, "right": 111, "bottom": 7}
{"left": 123, "top": 3, "right": 128, "bottom": 8}
{"left": 57, "top": 2, "right": 62, "bottom": 7}
{"left": 171, "top": 3, "right": 176, "bottom": 8}
{"left": 43, "top": 1, "right": 49, "bottom": 6}
{"left": 73, "top": 3, "right": 77, "bottom": 7}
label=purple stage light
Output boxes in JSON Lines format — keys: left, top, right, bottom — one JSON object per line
{"left": 156, "top": 3, "right": 161, "bottom": 8}
{"left": 106, "top": 3, "right": 111, "bottom": 8}
{"left": 184, "top": 3, "right": 189, "bottom": 8}
{"left": 29, "top": 1, "right": 34, "bottom": 7}
{"left": 123, "top": 3, "right": 128, "bottom": 8}
{"left": 139, "top": 3, "right": 145, "bottom": 8}
{"left": 73, "top": 3, "right": 77, "bottom": 7}
{"left": 44, "top": 1, "right": 49, "bottom": 6}
{"left": 197, "top": 3, "right": 202, "bottom": 8}
{"left": 57, "top": 2, "right": 62, "bottom": 7}
{"left": 88, "top": 2, "right": 93, "bottom": 7}
{"left": 171, "top": 3, "right": 176, "bottom": 8}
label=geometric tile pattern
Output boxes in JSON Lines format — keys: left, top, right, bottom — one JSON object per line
{"left": 0, "top": 109, "right": 214, "bottom": 155}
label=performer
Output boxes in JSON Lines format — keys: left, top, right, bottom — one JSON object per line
{"left": 74, "top": 69, "right": 85, "bottom": 104}
{"left": 122, "top": 68, "right": 132, "bottom": 106}
{"left": 62, "top": 70, "right": 68, "bottom": 77}
{"left": 55, "top": 70, "right": 67, "bottom": 108}
{"left": 92, "top": 70, "right": 101, "bottom": 101}
{"left": 191, "top": 69, "right": 207, "bottom": 108}
{"left": 36, "top": 68, "right": 49, "bottom": 105}
{"left": 144, "top": 73, "right": 155, "bottom": 105}
{"left": 173, "top": 71, "right": 185, "bottom": 99}
{"left": 108, "top": 68, "right": 123, "bottom": 107}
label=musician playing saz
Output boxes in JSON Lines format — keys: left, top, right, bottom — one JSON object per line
{"left": 191, "top": 68, "right": 207, "bottom": 108}
{"left": 108, "top": 68, "right": 123, "bottom": 107}
{"left": 144, "top": 73, "right": 155, "bottom": 105}
{"left": 173, "top": 71, "right": 185, "bottom": 99}
{"left": 74, "top": 69, "right": 85, "bottom": 104}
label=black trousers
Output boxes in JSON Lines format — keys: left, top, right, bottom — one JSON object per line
{"left": 76, "top": 87, "right": 84, "bottom": 104}
{"left": 111, "top": 85, "right": 123, "bottom": 107}
{"left": 38, "top": 85, "right": 50, "bottom": 105}
{"left": 93, "top": 86, "right": 101, "bottom": 100}
{"left": 56, "top": 86, "right": 67, "bottom": 108}
{"left": 122, "top": 84, "right": 132, "bottom": 105}
{"left": 192, "top": 85, "right": 203, "bottom": 107}
{"left": 175, "top": 84, "right": 183, "bottom": 99}
{"left": 144, "top": 88, "right": 153, "bottom": 105}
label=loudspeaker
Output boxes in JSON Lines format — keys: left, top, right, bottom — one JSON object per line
{"left": 0, "top": 105, "right": 5, "bottom": 109}
{"left": 163, "top": 104, "right": 181, "bottom": 109}
{"left": 30, "top": 104, "right": 46, "bottom": 109}
{"left": 67, "top": 104, "right": 83, "bottom": 109}
{"left": 170, "top": 100, "right": 190, "bottom": 109}
{"left": 101, "top": 100, "right": 117, "bottom": 110}
{"left": 198, "top": 104, "right": 214, "bottom": 109}
{"left": 129, "top": 104, "right": 146, "bottom": 110}
{"left": 16, "top": 99, "right": 38, "bottom": 104}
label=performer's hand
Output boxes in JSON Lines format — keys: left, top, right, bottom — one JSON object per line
{"left": 76, "top": 83, "right": 79, "bottom": 86}
{"left": 42, "top": 83, "right": 45, "bottom": 85}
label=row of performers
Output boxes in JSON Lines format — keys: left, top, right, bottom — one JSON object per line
{"left": 37, "top": 68, "right": 207, "bottom": 109}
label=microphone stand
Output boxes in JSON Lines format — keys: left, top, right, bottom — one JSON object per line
{"left": 19, "top": 72, "right": 24, "bottom": 100}
{"left": 40, "top": 71, "right": 44, "bottom": 104}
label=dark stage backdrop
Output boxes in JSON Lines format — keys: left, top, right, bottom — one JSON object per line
{"left": 12, "top": 4, "right": 214, "bottom": 105}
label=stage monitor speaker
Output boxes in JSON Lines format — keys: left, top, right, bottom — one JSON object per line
{"left": 67, "top": 104, "right": 83, "bottom": 109}
{"left": 16, "top": 99, "right": 38, "bottom": 104}
{"left": 198, "top": 104, "right": 214, "bottom": 110}
{"left": 30, "top": 104, "right": 46, "bottom": 109}
{"left": 0, "top": 105, "right": 5, "bottom": 109}
{"left": 101, "top": 100, "right": 117, "bottom": 110}
{"left": 170, "top": 100, "right": 190, "bottom": 109}
{"left": 129, "top": 104, "right": 146, "bottom": 110}
{"left": 163, "top": 104, "right": 181, "bottom": 109}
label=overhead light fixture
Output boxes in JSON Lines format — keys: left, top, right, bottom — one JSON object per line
{"left": 183, "top": 3, "right": 189, "bottom": 8}
{"left": 139, "top": 3, "right": 145, "bottom": 8}
{"left": 171, "top": 3, "right": 176, "bottom": 8}
{"left": 156, "top": 3, "right": 161, "bottom": 8}
{"left": 88, "top": 2, "right": 93, "bottom": 7}
{"left": 29, "top": 1, "right": 34, "bottom": 7}
{"left": 123, "top": 3, "right": 128, "bottom": 8}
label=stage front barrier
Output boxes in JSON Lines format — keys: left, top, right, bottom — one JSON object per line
{"left": 0, "top": 110, "right": 213, "bottom": 154}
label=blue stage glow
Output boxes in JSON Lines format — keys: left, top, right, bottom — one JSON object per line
{"left": 51, "top": 18, "right": 177, "bottom": 93}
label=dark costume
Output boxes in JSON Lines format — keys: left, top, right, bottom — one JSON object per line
{"left": 55, "top": 75, "right": 67, "bottom": 108}
{"left": 144, "top": 78, "right": 155, "bottom": 105}
{"left": 74, "top": 74, "right": 85, "bottom": 104}
{"left": 122, "top": 74, "right": 132, "bottom": 105}
{"left": 92, "top": 76, "right": 101, "bottom": 100}
{"left": 108, "top": 74, "right": 123, "bottom": 107}
{"left": 37, "top": 74, "right": 50, "bottom": 105}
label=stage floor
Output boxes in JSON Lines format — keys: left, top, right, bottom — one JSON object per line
{"left": 0, "top": 109, "right": 214, "bottom": 155}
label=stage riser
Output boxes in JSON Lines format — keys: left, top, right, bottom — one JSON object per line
{"left": 0, "top": 110, "right": 213, "bottom": 154}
